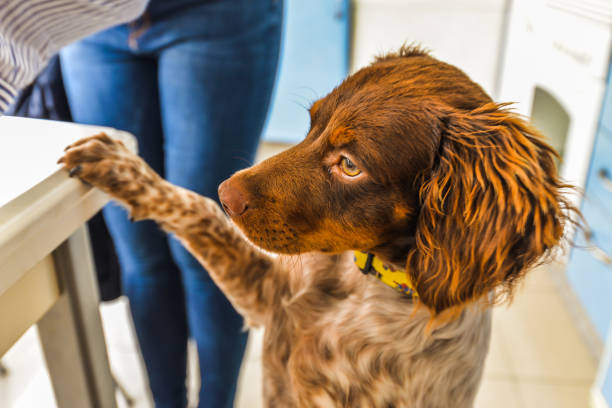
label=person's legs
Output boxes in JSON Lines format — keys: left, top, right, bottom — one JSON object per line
{"left": 61, "top": 36, "right": 189, "bottom": 408}
{"left": 157, "top": 1, "right": 283, "bottom": 407}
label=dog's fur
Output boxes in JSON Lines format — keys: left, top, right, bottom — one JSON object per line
{"left": 59, "top": 47, "right": 574, "bottom": 407}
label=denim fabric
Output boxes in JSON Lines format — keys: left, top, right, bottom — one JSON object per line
{"left": 61, "top": 1, "right": 283, "bottom": 406}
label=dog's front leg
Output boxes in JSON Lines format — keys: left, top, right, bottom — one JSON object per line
{"left": 59, "top": 133, "right": 287, "bottom": 325}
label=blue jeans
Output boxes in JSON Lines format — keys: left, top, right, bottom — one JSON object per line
{"left": 60, "top": 1, "right": 282, "bottom": 407}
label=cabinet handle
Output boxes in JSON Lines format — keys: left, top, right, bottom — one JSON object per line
{"left": 334, "top": 0, "right": 345, "bottom": 19}
{"left": 584, "top": 230, "right": 612, "bottom": 266}
{"left": 599, "top": 169, "right": 612, "bottom": 193}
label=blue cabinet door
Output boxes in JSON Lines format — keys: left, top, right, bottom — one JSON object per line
{"left": 594, "top": 323, "right": 612, "bottom": 407}
{"left": 566, "top": 64, "right": 612, "bottom": 408}
{"left": 566, "top": 64, "right": 612, "bottom": 343}
{"left": 604, "top": 360, "right": 612, "bottom": 407}
{"left": 264, "top": 0, "right": 350, "bottom": 143}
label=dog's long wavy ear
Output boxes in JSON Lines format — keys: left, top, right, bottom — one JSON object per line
{"left": 407, "top": 102, "right": 575, "bottom": 314}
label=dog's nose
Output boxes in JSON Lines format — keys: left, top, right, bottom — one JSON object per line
{"left": 218, "top": 179, "right": 249, "bottom": 217}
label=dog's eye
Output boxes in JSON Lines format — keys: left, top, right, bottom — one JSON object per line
{"left": 340, "top": 157, "right": 361, "bottom": 177}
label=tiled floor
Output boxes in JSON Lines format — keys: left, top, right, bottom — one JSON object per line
{"left": 0, "top": 143, "right": 600, "bottom": 408}
{"left": 473, "top": 266, "right": 598, "bottom": 408}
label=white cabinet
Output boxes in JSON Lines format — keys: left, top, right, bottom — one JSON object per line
{"left": 351, "top": 0, "right": 509, "bottom": 96}
{"left": 498, "top": 0, "right": 612, "bottom": 193}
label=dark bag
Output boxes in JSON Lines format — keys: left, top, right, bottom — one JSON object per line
{"left": 6, "top": 56, "right": 122, "bottom": 301}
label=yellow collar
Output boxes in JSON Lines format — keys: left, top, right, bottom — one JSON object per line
{"left": 353, "top": 251, "right": 418, "bottom": 298}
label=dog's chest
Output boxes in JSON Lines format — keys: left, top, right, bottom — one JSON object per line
{"left": 260, "top": 253, "right": 492, "bottom": 407}
{"left": 261, "top": 252, "right": 429, "bottom": 406}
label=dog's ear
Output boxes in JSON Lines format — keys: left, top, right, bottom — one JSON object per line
{"left": 407, "top": 103, "right": 574, "bottom": 314}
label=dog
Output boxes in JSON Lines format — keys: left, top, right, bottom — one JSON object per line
{"left": 59, "top": 46, "right": 574, "bottom": 407}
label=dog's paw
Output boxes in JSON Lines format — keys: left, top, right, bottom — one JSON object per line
{"left": 58, "top": 133, "right": 156, "bottom": 217}
{"left": 58, "top": 133, "right": 131, "bottom": 184}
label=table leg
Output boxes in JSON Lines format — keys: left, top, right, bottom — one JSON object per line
{"left": 37, "top": 225, "right": 116, "bottom": 408}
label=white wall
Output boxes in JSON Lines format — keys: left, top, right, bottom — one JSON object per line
{"left": 351, "top": 0, "right": 509, "bottom": 97}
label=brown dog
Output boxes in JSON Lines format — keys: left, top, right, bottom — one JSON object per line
{"left": 59, "top": 46, "right": 574, "bottom": 407}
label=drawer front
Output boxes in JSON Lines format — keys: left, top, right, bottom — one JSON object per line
{"left": 583, "top": 126, "right": 612, "bottom": 217}
{"left": 566, "top": 245, "right": 612, "bottom": 340}
{"left": 600, "top": 66, "right": 612, "bottom": 133}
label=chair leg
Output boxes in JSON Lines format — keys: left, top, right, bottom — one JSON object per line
{"left": 0, "top": 361, "right": 8, "bottom": 377}
{"left": 113, "top": 373, "right": 134, "bottom": 406}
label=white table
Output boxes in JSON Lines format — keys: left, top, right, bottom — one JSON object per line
{"left": 0, "top": 117, "right": 136, "bottom": 408}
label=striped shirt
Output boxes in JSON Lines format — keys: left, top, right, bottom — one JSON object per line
{"left": 0, "top": 0, "right": 148, "bottom": 113}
